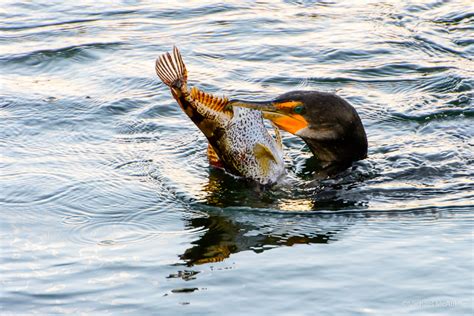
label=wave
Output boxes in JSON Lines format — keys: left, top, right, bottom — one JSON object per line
{"left": 0, "top": 42, "right": 122, "bottom": 67}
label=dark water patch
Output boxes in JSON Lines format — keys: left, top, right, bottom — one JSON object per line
{"left": 368, "top": 72, "right": 472, "bottom": 95}
{"left": 413, "top": 34, "right": 468, "bottom": 58}
{"left": 211, "top": 16, "right": 282, "bottom": 28}
{"left": 446, "top": 93, "right": 473, "bottom": 106}
{"left": 307, "top": 76, "right": 415, "bottom": 85}
{"left": 98, "top": 97, "right": 147, "bottom": 116}
{"left": 383, "top": 163, "right": 464, "bottom": 183}
{"left": 182, "top": 161, "right": 376, "bottom": 213}
{"left": 171, "top": 288, "right": 199, "bottom": 293}
{"left": 137, "top": 102, "right": 185, "bottom": 119}
{"left": 147, "top": 3, "right": 241, "bottom": 20}
{"left": 0, "top": 42, "right": 122, "bottom": 73}
{"left": 344, "top": 62, "right": 453, "bottom": 77}
{"left": 84, "top": 9, "right": 139, "bottom": 18}
{"left": 392, "top": 109, "right": 474, "bottom": 123}
{"left": 167, "top": 270, "right": 200, "bottom": 281}
{"left": 453, "top": 38, "right": 474, "bottom": 47}
{"left": 0, "top": 18, "right": 99, "bottom": 31}
{"left": 433, "top": 11, "right": 474, "bottom": 24}
{"left": 259, "top": 75, "right": 307, "bottom": 87}
{"left": 318, "top": 48, "right": 393, "bottom": 63}
{"left": 285, "top": 0, "right": 336, "bottom": 7}
{"left": 418, "top": 74, "right": 472, "bottom": 93}
{"left": 448, "top": 24, "right": 474, "bottom": 33}
{"left": 405, "top": 0, "right": 451, "bottom": 13}
{"left": 15, "top": 288, "right": 104, "bottom": 302}
{"left": 383, "top": 35, "right": 467, "bottom": 60}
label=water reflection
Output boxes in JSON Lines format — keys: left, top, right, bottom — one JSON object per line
{"left": 179, "top": 211, "right": 353, "bottom": 266}
{"left": 199, "top": 164, "right": 371, "bottom": 211}
{"left": 179, "top": 169, "right": 365, "bottom": 266}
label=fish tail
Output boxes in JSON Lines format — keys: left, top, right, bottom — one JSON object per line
{"left": 155, "top": 46, "right": 188, "bottom": 91}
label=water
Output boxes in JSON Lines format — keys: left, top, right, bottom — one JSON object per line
{"left": 1, "top": 0, "right": 473, "bottom": 314}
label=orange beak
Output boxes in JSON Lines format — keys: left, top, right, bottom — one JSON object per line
{"left": 229, "top": 100, "right": 308, "bottom": 135}
{"left": 261, "top": 111, "right": 308, "bottom": 135}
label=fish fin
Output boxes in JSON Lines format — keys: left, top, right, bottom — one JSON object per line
{"left": 207, "top": 143, "right": 224, "bottom": 168}
{"left": 190, "top": 86, "right": 231, "bottom": 115}
{"left": 155, "top": 46, "right": 188, "bottom": 90}
{"left": 253, "top": 143, "right": 277, "bottom": 176}
{"left": 271, "top": 122, "right": 283, "bottom": 150}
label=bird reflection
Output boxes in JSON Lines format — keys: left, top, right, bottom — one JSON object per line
{"left": 180, "top": 214, "right": 340, "bottom": 265}
{"left": 179, "top": 168, "right": 366, "bottom": 266}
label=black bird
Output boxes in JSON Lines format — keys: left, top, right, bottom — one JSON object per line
{"left": 229, "top": 91, "right": 368, "bottom": 172}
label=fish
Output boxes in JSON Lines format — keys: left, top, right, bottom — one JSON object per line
{"left": 155, "top": 47, "right": 285, "bottom": 185}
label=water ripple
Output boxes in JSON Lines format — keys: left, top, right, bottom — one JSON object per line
{"left": 0, "top": 42, "right": 122, "bottom": 71}
{"left": 1, "top": 1, "right": 473, "bottom": 313}
{"left": 0, "top": 18, "right": 99, "bottom": 31}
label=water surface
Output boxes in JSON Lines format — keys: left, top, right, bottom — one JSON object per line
{"left": 1, "top": 0, "right": 473, "bottom": 315}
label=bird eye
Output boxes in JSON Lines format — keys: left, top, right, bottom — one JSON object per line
{"left": 293, "top": 105, "right": 304, "bottom": 114}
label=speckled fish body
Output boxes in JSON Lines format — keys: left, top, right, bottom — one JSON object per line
{"left": 155, "top": 47, "right": 285, "bottom": 185}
